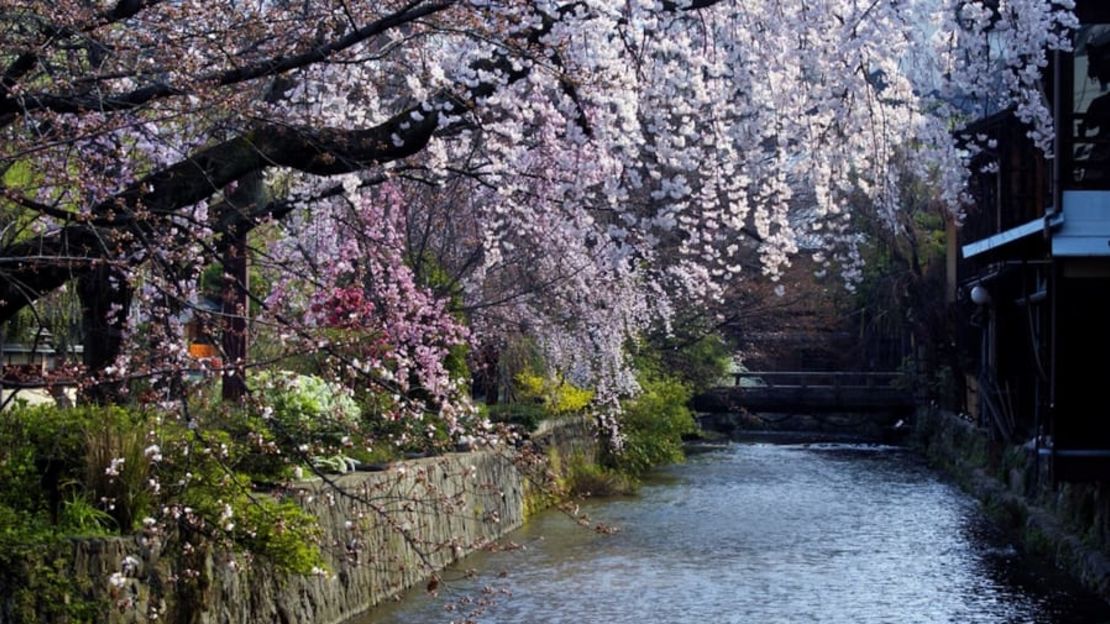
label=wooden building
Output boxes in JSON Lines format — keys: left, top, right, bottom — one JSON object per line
{"left": 956, "top": 2, "right": 1110, "bottom": 480}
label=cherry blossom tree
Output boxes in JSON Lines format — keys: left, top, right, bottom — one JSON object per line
{"left": 0, "top": 0, "right": 1074, "bottom": 421}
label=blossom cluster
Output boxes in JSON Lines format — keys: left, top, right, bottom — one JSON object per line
{"left": 0, "top": 0, "right": 1074, "bottom": 434}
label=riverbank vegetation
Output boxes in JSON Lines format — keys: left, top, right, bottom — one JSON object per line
{"left": 551, "top": 333, "right": 727, "bottom": 496}
{"left": 0, "top": 289, "right": 729, "bottom": 611}
{"left": 0, "top": 402, "right": 325, "bottom": 621}
{"left": 559, "top": 374, "right": 700, "bottom": 497}
{"left": 0, "top": 325, "right": 725, "bottom": 617}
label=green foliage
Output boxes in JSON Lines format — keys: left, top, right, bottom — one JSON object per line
{"left": 515, "top": 371, "right": 594, "bottom": 415}
{"left": 0, "top": 506, "right": 54, "bottom": 555}
{"left": 346, "top": 444, "right": 401, "bottom": 466}
{"left": 3, "top": 159, "right": 38, "bottom": 189}
{"left": 848, "top": 171, "right": 961, "bottom": 382}
{"left": 633, "top": 332, "right": 731, "bottom": 393}
{"left": 84, "top": 420, "right": 155, "bottom": 532}
{"left": 197, "top": 411, "right": 291, "bottom": 480}
{"left": 0, "top": 519, "right": 103, "bottom": 623}
{"left": 0, "top": 401, "right": 327, "bottom": 591}
{"left": 0, "top": 405, "right": 142, "bottom": 621}
{"left": 199, "top": 262, "right": 225, "bottom": 300}
{"left": 485, "top": 371, "right": 594, "bottom": 431}
{"left": 676, "top": 333, "right": 733, "bottom": 392}
{"left": 443, "top": 342, "right": 471, "bottom": 383}
{"left": 1, "top": 287, "right": 82, "bottom": 348}
{"left": 353, "top": 387, "right": 458, "bottom": 455}
{"left": 409, "top": 249, "right": 462, "bottom": 305}
{"left": 165, "top": 450, "right": 325, "bottom": 575}
{"left": 252, "top": 371, "right": 361, "bottom": 445}
{"left": 563, "top": 453, "right": 634, "bottom": 497}
{"left": 895, "top": 357, "right": 958, "bottom": 406}
{"left": 58, "top": 493, "right": 114, "bottom": 536}
{"left": 609, "top": 375, "right": 696, "bottom": 478}
{"left": 240, "top": 499, "right": 324, "bottom": 574}
{"left": 912, "top": 209, "right": 947, "bottom": 266}
{"left": 248, "top": 365, "right": 448, "bottom": 460}
{"left": 496, "top": 336, "right": 546, "bottom": 403}
{"left": 0, "top": 403, "right": 150, "bottom": 530}
{"left": 486, "top": 402, "right": 549, "bottom": 431}
{"left": 0, "top": 161, "right": 50, "bottom": 249}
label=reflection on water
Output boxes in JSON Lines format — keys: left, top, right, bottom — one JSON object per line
{"left": 356, "top": 443, "right": 1110, "bottom": 624}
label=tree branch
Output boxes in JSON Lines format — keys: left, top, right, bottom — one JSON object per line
{"left": 0, "top": 1, "right": 455, "bottom": 116}
{"left": 0, "top": 0, "right": 728, "bottom": 322}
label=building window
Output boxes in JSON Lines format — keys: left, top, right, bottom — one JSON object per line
{"left": 1071, "top": 25, "right": 1110, "bottom": 185}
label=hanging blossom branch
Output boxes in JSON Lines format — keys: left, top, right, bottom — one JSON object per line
{"left": 0, "top": 0, "right": 1077, "bottom": 417}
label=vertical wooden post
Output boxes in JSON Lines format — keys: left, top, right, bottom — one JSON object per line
{"left": 220, "top": 227, "right": 249, "bottom": 402}
{"left": 218, "top": 172, "right": 264, "bottom": 403}
{"left": 945, "top": 217, "right": 958, "bottom": 304}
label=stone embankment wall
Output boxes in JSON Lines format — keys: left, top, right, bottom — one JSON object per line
{"left": 3, "top": 417, "right": 597, "bottom": 624}
{"left": 914, "top": 408, "right": 1110, "bottom": 601}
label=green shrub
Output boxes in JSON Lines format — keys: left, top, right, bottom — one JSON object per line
{"left": 632, "top": 332, "right": 731, "bottom": 393}
{"left": 346, "top": 444, "right": 401, "bottom": 466}
{"left": 0, "top": 403, "right": 327, "bottom": 578}
{"left": 167, "top": 454, "right": 325, "bottom": 574}
{"left": 486, "top": 371, "right": 594, "bottom": 432}
{"left": 0, "top": 403, "right": 152, "bottom": 531}
{"left": 0, "top": 405, "right": 150, "bottom": 621}
{"left": 443, "top": 343, "right": 471, "bottom": 383}
{"left": 252, "top": 371, "right": 360, "bottom": 444}
{"left": 204, "top": 409, "right": 292, "bottom": 481}
{"left": 515, "top": 371, "right": 594, "bottom": 415}
{"left": 58, "top": 493, "right": 114, "bottom": 536}
{"left": 84, "top": 419, "right": 155, "bottom": 531}
{"left": 610, "top": 375, "right": 696, "bottom": 478}
{"left": 486, "top": 402, "right": 549, "bottom": 431}
{"left": 239, "top": 499, "right": 324, "bottom": 574}
{"left": 212, "top": 372, "right": 367, "bottom": 477}
{"left": 0, "top": 515, "right": 103, "bottom": 623}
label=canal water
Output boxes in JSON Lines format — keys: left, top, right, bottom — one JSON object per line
{"left": 359, "top": 441, "right": 1110, "bottom": 623}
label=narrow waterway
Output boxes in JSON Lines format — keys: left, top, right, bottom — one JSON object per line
{"left": 359, "top": 441, "right": 1110, "bottom": 623}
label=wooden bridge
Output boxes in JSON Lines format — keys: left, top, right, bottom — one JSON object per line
{"left": 693, "top": 371, "right": 916, "bottom": 414}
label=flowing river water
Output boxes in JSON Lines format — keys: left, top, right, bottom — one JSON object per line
{"left": 357, "top": 440, "right": 1110, "bottom": 623}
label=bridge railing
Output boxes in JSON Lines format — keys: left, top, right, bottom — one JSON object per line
{"left": 730, "top": 371, "right": 903, "bottom": 391}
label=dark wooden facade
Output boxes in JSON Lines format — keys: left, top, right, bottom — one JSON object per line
{"left": 956, "top": 1, "right": 1110, "bottom": 481}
